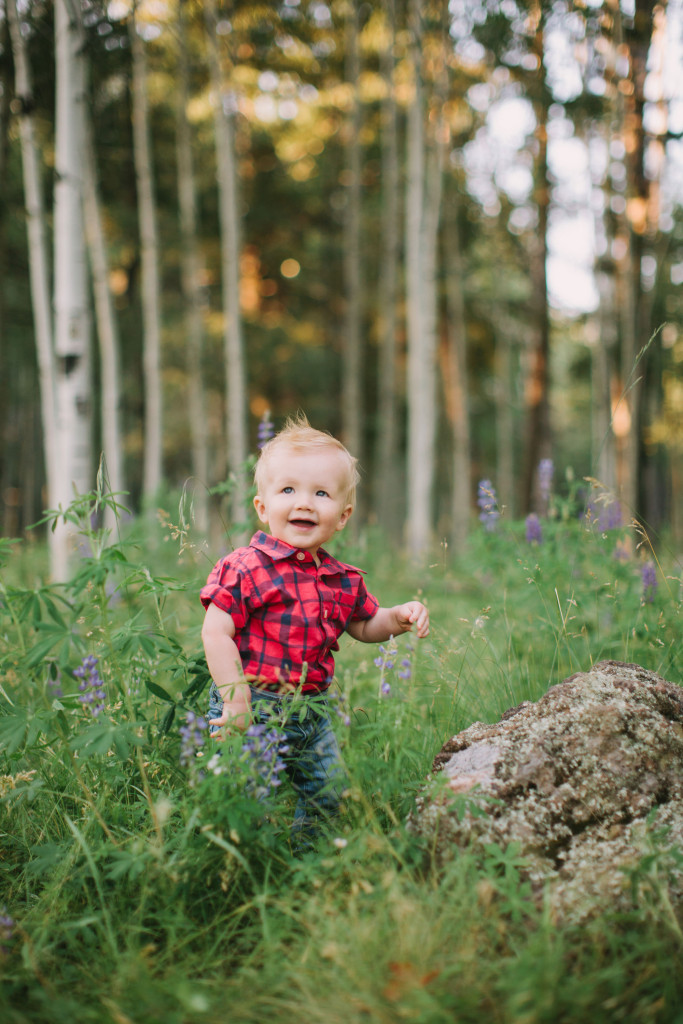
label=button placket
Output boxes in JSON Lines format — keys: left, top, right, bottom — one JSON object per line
{"left": 317, "top": 576, "right": 336, "bottom": 647}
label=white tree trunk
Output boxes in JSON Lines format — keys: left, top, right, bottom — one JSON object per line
{"left": 7, "top": 0, "right": 58, "bottom": 516}
{"left": 341, "top": 1, "right": 362, "bottom": 466}
{"left": 374, "top": 0, "right": 400, "bottom": 535}
{"left": 205, "top": 0, "right": 248, "bottom": 535}
{"left": 494, "top": 317, "right": 515, "bottom": 518}
{"left": 405, "top": 5, "right": 427, "bottom": 559}
{"left": 594, "top": 269, "right": 617, "bottom": 493}
{"left": 82, "top": 91, "right": 125, "bottom": 532}
{"left": 177, "top": 0, "right": 209, "bottom": 535}
{"left": 52, "top": 0, "right": 92, "bottom": 580}
{"left": 405, "top": 0, "right": 443, "bottom": 561}
{"left": 443, "top": 180, "right": 471, "bottom": 553}
{"left": 130, "top": 5, "right": 163, "bottom": 501}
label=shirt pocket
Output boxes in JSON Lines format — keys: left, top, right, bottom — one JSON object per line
{"left": 323, "top": 597, "right": 351, "bottom": 633}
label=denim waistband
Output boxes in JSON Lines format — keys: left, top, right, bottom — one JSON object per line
{"left": 210, "top": 681, "right": 329, "bottom": 704}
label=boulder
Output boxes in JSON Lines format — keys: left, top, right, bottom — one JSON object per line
{"left": 409, "top": 660, "right": 683, "bottom": 922}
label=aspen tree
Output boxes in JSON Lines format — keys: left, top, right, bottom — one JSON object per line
{"left": 52, "top": 0, "right": 92, "bottom": 580}
{"left": 130, "top": 2, "right": 163, "bottom": 502}
{"left": 82, "top": 89, "right": 125, "bottom": 532}
{"left": 205, "top": 0, "right": 248, "bottom": 535}
{"left": 374, "top": 0, "right": 401, "bottom": 538}
{"left": 341, "top": 0, "right": 363, "bottom": 470}
{"left": 7, "top": 0, "right": 58, "bottom": 530}
{"left": 177, "top": 0, "right": 209, "bottom": 535}
{"left": 442, "top": 179, "right": 472, "bottom": 553}
{"left": 405, "top": 0, "right": 446, "bottom": 560}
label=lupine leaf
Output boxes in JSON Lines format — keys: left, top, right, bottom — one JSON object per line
{"left": 145, "top": 679, "right": 175, "bottom": 704}
{"left": 0, "top": 709, "right": 28, "bottom": 754}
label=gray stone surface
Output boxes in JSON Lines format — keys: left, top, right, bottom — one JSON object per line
{"left": 409, "top": 660, "right": 683, "bottom": 922}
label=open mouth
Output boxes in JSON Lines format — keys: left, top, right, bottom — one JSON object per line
{"left": 289, "top": 518, "right": 316, "bottom": 529}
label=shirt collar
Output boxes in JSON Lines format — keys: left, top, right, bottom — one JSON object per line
{"left": 249, "top": 531, "right": 366, "bottom": 575}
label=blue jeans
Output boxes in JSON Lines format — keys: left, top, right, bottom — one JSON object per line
{"left": 208, "top": 682, "right": 347, "bottom": 852}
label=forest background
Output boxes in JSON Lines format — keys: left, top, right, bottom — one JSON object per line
{"left": 2, "top": 3, "right": 683, "bottom": 1018}
{"left": 0, "top": 0, "right": 682, "bottom": 577}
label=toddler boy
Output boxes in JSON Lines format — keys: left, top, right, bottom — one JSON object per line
{"left": 200, "top": 416, "right": 429, "bottom": 849}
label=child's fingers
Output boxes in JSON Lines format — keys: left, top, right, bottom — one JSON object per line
{"left": 410, "top": 604, "right": 430, "bottom": 637}
{"left": 209, "top": 715, "right": 234, "bottom": 731}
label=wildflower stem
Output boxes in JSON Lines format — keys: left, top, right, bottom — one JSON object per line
{"left": 0, "top": 580, "right": 27, "bottom": 657}
{"left": 94, "top": 579, "right": 165, "bottom": 847}
{"left": 55, "top": 725, "right": 117, "bottom": 843}
{"left": 64, "top": 815, "right": 119, "bottom": 957}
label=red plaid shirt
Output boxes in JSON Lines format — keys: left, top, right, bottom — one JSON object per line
{"left": 200, "top": 531, "right": 379, "bottom": 693}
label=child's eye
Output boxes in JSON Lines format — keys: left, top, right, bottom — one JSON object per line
{"left": 316, "top": 490, "right": 329, "bottom": 498}
{"left": 282, "top": 486, "right": 294, "bottom": 494}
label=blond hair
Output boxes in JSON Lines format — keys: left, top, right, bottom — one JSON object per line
{"left": 254, "top": 414, "right": 360, "bottom": 506}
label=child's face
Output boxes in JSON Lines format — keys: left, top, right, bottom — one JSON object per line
{"left": 253, "top": 446, "right": 353, "bottom": 559}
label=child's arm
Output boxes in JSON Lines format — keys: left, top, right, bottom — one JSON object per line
{"left": 346, "top": 601, "right": 429, "bottom": 643}
{"left": 201, "top": 603, "right": 252, "bottom": 731}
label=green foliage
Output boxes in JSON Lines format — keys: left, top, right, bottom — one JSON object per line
{"left": 0, "top": 491, "right": 681, "bottom": 1023}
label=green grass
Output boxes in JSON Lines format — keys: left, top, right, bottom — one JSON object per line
{"left": 0, "top": 490, "right": 682, "bottom": 1023}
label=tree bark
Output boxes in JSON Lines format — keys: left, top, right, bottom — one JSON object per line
{"left": 494, "top": 314, "right": 515, "bottom": 522}
{"left": 52, "top": 0, "right": 92, "bottom": 580}
{"left": 7, "top": 0, "right": 58, "bottom": 527}
{"left": 521, "top": 5, "right": 552, "bottom": 515}
{"left": 205, "top": 0, "right": 249, "bottom": 537}
{"left": 405, "top": 0, "right": 429, "bottom": 560}
{"left": 593, "top": 264, "right": 618, "bottom": 493}
{"left": 373, "top": 0, "right": 401, "bottom": 537}
{"left": 341, "top": 0, "right": 363, "bottom": 470}
{"left": 82, "top": 89, "right": 125, "bottom": 532}
{"left": 405, "top": 0, "right": 445, "bottom": 560}
{"left": 619, "top": 0, "right": 658, "bottom": 519}
{"left": 177, "top": 0, "right": 209, "bottom": 535}
{"left": 130, "top": 3, "right": 163, "bottom": 502}
{"left": 0, "top": 12, "right": 8, "bottom": 372}
{"left": 442, "top": 178, "right": 471, "bottom": 553}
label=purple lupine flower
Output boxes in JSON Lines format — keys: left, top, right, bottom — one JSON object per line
{"left": 477, "top": 480, "right": 500, "bottom": 532}
{"left": 375, "top": 638, "right": 398, "bottom": 697}
{"left": 73, "top": 655, "right": 106, "bottom": 717}
{"left": 257, "top": 410, "right": 275, "bottom": 449}
{"left": 525, "top": 513, "right": 542, "bottom": 544}
{"left": 374, "top": 644, "right": 395, "bottom": 671}
{"left": 641, "top": 561, "right": 657, "bottom": 603}
{"left": 330, "top": 691, "right": 351, "bottom": 727}
{"left": 582, "top": 501, "right": 596, "bottom": 525}
{"left": 538, "top": 459, "right": 554, "bottom": 504}
{"left": 584, "top": 497, "right": 622, "bottom": 532}
{"left": 602, "top": 500, "right": 622, "bottom": 531}
{"left": 241, "top": 723, "right": 289, "bottom": 798}
{"left": 0, "top": 908, "right": 14, "bottom": 955}
{"left": 179, "top": 710, "right": 209, "bottom": 768}
{"left": 397, "top": 658, "right": 412, "bottom": 681}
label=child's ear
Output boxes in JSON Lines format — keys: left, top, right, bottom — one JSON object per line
{"left": 253, "top": 494, "right": 268, "bottom": 524}
{"left": 336, "top": 505, "right": 353, "bottom": 532}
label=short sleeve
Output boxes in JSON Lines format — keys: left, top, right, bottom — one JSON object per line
{"left": 350, "top": 576, "right": 380, "bottom": 622}
{"left": 199, "top": 557, "right": 249, "bottom": 630}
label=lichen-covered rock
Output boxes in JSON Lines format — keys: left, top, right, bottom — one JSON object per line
{"left": 408, "top": 660, "right": 683, "bottom": 922}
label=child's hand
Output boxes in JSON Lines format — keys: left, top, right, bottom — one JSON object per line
{"left": 394, "top": 601, "right": 430, "bottom": 638}
{"left": 209, "top": 700, "right": 251, "bottom": 736}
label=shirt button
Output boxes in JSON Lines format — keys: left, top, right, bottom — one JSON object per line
{"left": 296, "top": 551, "right": 306, "bottom": 560}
